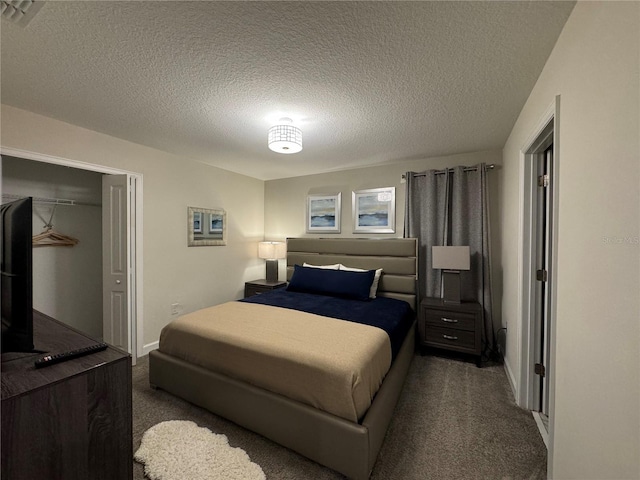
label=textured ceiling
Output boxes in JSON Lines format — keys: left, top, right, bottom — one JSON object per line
{"left": 1, "top": 1, "right": 575, "bottom": 180}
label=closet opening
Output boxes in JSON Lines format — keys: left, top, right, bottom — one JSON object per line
{"left": 0, "top": 148, "right": 143, "bottom": 363}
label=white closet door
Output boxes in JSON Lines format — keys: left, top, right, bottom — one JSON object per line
{"left": 102, "top": 174, "right": 129, "bottom": 351}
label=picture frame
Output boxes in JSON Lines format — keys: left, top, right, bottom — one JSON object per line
{"left": 209, "top": 213, "right": 223, "bottom": 234}
{"left": 306, "top": 193, "right": 341, "bottom": 233}
{"left": 352, "top": 187, "right": 395, "bottom": 233}
{"left": 193, "top": 211, "right": 202, "bottom": 234}
{"left": 188, "top": 206, "right": 227, "bottom": 246}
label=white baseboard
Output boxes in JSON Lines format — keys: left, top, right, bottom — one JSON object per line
{"left": 141, "top": 341, "right": 159, "bottom": 356}
{"left": 532, "top": 411, "right": 549, "bottom": 449}
{"left": 503, "top": 358, "right": 518, "bottom": 401}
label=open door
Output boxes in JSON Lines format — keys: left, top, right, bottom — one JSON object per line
{"left": 102, "top": 174, "right": 130, "bottom": 353}
{"left": 533, "top": 145, "right": 554, "bottom": 428}
{"left": 519, "top": 98, "right": 560, "bottom": 458}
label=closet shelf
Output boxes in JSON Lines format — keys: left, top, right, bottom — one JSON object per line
{"left": 2, "top": 193, "right": 99, "bottom": 207}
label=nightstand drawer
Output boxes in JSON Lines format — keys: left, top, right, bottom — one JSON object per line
{"left": 245, "top": 285, "right": 268, "bottom": 297}
{"left": 424, "top": 326, "right": 476, "bottom": 351}
{"left": 244, "top": 280, "right": 287, "bottom": 298}
{"left": 424, "top": 310, "right": 477, "bottom": 332}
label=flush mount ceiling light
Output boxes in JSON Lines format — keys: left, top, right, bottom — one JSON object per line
{"left": 268, "top": 118, "right": 302, "bottom": 154}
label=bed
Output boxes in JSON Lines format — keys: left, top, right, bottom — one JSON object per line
{"left": 149, "top": 237, "right": 418, "bottom": 479}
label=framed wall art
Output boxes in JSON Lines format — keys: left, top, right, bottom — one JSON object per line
{"left": 352, "top": 187, "right": 395, "bottom": 233}
{"left": 193, "top": 211, "right": 202, "bottom": 233}
{"left": 306, "top": 193, "right": 341, "bottom": 233}
{"left": 188, "top": 206, "right": 227, "bottom": 246}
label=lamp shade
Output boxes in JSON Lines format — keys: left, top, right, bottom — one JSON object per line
{"left": 432, "top": 246, "right": 470, "bottom": 270}
{"left": 258, "top": 241, "right": 286, "bottom": 260}
{"left": 268, "top": 118, "right": 302, "bottom": 154}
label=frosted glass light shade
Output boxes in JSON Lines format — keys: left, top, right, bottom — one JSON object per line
{"left": 268, "top": 124, "right": 302, "bottom": 154}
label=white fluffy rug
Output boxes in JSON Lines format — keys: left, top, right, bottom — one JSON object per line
{"left": 135, "top": 420, "right": 266, "bottom": 480}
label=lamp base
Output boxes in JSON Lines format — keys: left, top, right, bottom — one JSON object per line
{"left": 265, "top": 259, "right": 278, "bottom": 283}
{"left": 442, "top": 270, "right": 461, "bottom": 304}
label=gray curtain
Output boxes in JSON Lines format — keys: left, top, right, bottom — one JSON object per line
{"left": 404, "top": 164, "right": 495, "bottom": 356}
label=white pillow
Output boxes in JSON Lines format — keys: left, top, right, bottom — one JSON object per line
{"left": 339, "top": 264, "right": 383, "bottom": 298}
{"left": 302, "top": 262, "right": 340, "bottom": 270}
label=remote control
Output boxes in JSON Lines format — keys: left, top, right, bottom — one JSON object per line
{"left": 34, "top": 342, "right": 109, "bottom": 368}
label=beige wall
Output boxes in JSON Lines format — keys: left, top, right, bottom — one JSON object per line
{"left": 501, "top": 2, "right": 639, "bottom": 478}
{"left": 265, "top": 149, "right": 504, "bottom": 324}
{"left": 265, "top": 149, "right": 501, "bottom": 238}
{"left": 1, "top": 105, "right": 265, "bottom": 351}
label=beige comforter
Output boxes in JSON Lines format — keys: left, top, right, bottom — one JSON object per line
{"left": 158, "top": 301, "right": 392, "bottom": 422}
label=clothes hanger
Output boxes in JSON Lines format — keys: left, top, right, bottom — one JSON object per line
{"left": 32, "top": 228, "right": 79, "bottom": 247}
{"left": 32, "top": 205, "right": 79, "bottom": 247}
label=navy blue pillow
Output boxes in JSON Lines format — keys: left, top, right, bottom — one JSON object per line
{"left": 287, "top": 264, "right": 375, "bottom": 301}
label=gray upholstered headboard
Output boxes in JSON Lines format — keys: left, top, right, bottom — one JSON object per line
{"left": 286, "top": 238, "right": 418, "bottom": 310}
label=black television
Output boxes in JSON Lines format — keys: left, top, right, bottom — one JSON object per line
{"left": 1, "top": 197, "right": 34, "bottom": 353}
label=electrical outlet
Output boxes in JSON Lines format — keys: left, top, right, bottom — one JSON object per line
{"left": 170, "top": 303, "right": 182, "bottom": 315}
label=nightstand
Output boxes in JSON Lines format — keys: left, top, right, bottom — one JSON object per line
{"left": 244, "top": 279, "right": 287, "bottom": 298}
{"left": 419, "top": 298, "right": 483, "bottom": 367}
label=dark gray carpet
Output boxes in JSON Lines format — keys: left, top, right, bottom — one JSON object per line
{"left": 133, "top": 354, "right": 546, "bottom": 479}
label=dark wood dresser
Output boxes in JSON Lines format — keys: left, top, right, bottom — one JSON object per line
{"left": 1, "top": 311, "right": 132, "bottom": 480}
{"left": 419, "top": 298, "right": 483, "bottom": 367}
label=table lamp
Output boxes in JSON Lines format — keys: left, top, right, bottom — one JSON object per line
{"left": 258, "top": 241, "right": 286, "bottom": 283}
{"left": 432, "top": 246, "right": 470, "bottom": 304}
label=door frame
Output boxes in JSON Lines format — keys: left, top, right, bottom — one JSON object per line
{"left": 517, "top": 96, "right": 560, "bottom": 473}
{"left": 0, "top": 146, "right": 143, "bottom": 362}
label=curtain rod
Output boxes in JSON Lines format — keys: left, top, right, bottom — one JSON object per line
{"left": 1, "top": 193, "right": 100, "bottom": 208}
{"left": 402, "top": 163, "right": 495, "bottom": 180}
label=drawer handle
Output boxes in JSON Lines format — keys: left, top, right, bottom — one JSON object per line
{"left": 443, "top": 334, "right": 458, "bottom": 341}
{"left": 441, "top": 317, "right": 458, "bottom": 324}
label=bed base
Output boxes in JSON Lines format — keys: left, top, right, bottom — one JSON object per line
{"left": 149, "top": 322, "right": 415, "bottom": 480}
